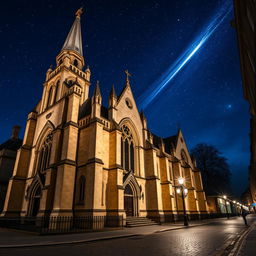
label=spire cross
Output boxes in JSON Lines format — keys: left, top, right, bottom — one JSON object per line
{"left": 75, "top": 7, "right": 83, "bottom": 18}
{"left": 125, "top": 70, "right": 132, "bottom": 83}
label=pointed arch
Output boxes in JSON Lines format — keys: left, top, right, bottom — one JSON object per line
{"left": 119, "top": 118, "right": 140, "bottom": 175}
{"left": 35, "top": 121, "right": 55, "bottom": 152}
{"left": 26, "top": 177, "right": 43, "bottom": 216}
{"left": 123, "top": 172, "right": 141, "bottom": 197}
{"left": 47, "top": 87, "right": 53, "bottom": 107}
{"left": 119, "top": 117, "right": 141, "bottom": 146}
{"left": 123, "top": 173, "right": 141, "bottom": 216}
{"left": 54, "top": 80, "right": 60, "bottom": 103}
{"left": 33, "top": 121, "right": 54, "bottom": 179}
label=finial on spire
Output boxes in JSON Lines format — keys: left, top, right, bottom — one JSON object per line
{"left": 93, "top": 80, "right": 102, "bottom": 97}
{"left": 125, "top": 70, "right": 132, "bottom": 84}
{"left": 75, "top": 7, "right": 83, "bottom": 18}
{"left": 62, "top": 8, "right": 83, "bottom": 56}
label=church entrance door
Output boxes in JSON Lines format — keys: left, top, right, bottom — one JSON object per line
{"left": 29, "top": 185, "right": 41, "bottom": 217}
{"left": 124, "top": 196, "right": 134, "bottom": 216}
{"left": 124, "top": 184, "right": 135, "bottom": 216}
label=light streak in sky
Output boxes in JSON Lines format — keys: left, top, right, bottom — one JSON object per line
{"left": 139, "top": 1, "right": 233, "bottom": 110}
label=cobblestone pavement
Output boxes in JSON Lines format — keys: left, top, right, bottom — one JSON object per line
{"left": 237, "top": 218, "right": 256, "bottom": 256}
{"left": 0, "top": 216, "right": 255, "bottom": 256}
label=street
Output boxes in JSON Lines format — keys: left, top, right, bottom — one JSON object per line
{"left": 0, "top": 215, "right": 255, "bottom": 256}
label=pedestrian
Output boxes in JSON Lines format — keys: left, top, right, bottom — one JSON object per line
{"left": 241, "top": 208, "right": 248, "bottom": 226}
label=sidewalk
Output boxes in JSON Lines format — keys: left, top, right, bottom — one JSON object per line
{"left": 0, "top": 218, "right": 227, "bottom": 248}
{"left": 236, "top": 223, "right": 256, "bottom": 256}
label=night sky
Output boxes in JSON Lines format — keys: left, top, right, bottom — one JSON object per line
{"left": 0, "top": 0, "right": 250, "bottom": 197}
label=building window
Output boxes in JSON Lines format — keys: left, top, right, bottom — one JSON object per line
{"left": 125, "top": 98, "right": 133, "bottom": 109}
{"left": 54, "top": 81, "right": 60, "bottom": 103}
{"left": 79, "top": 175, "right": 86, "bottom": 202}
{"left": 181, "top": 149, "right": 188, "bottom": 162}
{"left": 121, "top": 125, "right": 135, "bottom": 172}
{"left": 47, "top": 87, "right": 53, "bottom": 108}
{"left": 36, "top": 133, "right": 53, "bottom": 184}
{"left": 73, "top": 59, "right": 78, "bottom": 67}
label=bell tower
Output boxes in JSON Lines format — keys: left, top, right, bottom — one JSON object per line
{"left": 40, "top": 8, "right": 91, "bottom": 114}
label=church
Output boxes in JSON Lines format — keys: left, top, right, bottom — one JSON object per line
{"left": 1, "top": 9, "right": 208, "bottom": 224}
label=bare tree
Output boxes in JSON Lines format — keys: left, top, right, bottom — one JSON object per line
{"left": 191, "top": 143, "right": 231, "bottom": 195}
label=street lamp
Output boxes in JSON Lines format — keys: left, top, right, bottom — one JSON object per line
{"left": 176, "top": 177, "right": 189, "bottom": 226}
{"left": 223, "top": 195, "right": 229, "bottom": 219}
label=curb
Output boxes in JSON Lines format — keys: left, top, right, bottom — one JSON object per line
{"left": 228, "top": 224, "right": 255, "bottom": 256}
{"left": 0, "top": 234, "right": 139, "bottom": 249}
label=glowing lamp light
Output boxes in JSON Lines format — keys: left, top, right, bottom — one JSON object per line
{"left": 178, "top": 177, "right": 184, "bottom": 185}
{"left": 223, "top": 195, "right": 227, "bottom": 199}
{"left": 226, "top": 202, "right": 230, "bottom": 205}
{"left": 184, "top": 188, "right": 188, "bottom": 194}
{"left": 233, "top": 201, "right": 236, "bottom": 204}
{"left": 176, "top": 188, "right": 181, "bottom": 194}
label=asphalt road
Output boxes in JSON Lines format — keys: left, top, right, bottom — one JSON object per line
{"left": 0, "top": 215, "right": 255, "bottom": 256}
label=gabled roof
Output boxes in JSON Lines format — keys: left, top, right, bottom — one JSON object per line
{"left": 163, "top": 135, "right": 177, "bottom": 154}
{"left": 151, "top": 133, "right": 177, "bottom": 154}
{"left": 79, "top": 98, "right": 91, "bottom": 119}
{"left": 0, "top": 138, "right": 22, "bottom": 151}
{"left": 79, "top": 98, "right": 109, "bottom": 120}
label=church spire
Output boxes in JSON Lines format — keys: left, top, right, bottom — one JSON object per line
{"left": 62, "top": 8, "right": 83, "bottom": 56}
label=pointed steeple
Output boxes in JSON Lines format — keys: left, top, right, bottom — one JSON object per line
{"left": 109, "top": 84, "right": 117, "bottom": 98}
{"left": 62, "top": 8, "right": 83, "bottom": 56}
{"left": 91, "top": 81, "right": 102, "bottom": 118}
{"left": 93, "top": 81, "right": 102, "bottom": 97}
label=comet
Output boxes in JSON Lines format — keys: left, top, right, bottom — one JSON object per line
{"left": 139, "top": 1, "right": 233, "bottom": 110}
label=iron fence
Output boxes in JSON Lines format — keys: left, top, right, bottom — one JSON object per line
{"left": 0, "top": 215, "right": 123, "bottom": 234}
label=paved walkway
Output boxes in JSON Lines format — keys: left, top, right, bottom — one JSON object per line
{"left": 0, "top": 218, "right": 231, "bottom": 248}
{"left": 236, "top": 221, "right": 256, "bottom": 256}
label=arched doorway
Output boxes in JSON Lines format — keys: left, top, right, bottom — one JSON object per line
{"left": 29, "top": 184, "right": 42, "bottom": 217}
{"left": 124, "top": 184, "right": 134, "bottom": 216}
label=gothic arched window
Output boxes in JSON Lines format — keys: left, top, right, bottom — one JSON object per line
{"left": 79, "top": 175, "right": 86, "bottom": 201}
{"left": 54, "top": 81, "right": 60, "bottom": 103}
{"left": 73, "top": 59, "right": 78, "bottom": 67}
{"left": 47, "top": 87, "right": 53, "bottom": 107}
{"left": 121, "top": 125, "right": 135, "bottom": 173}
{"left": 181, "top": 150, "right": 188, "bottom": 163}
{"left": 36, "top": 133, "right": 53, "bottom": 184}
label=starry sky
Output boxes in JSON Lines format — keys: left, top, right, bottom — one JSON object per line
{"left": 0, "top": 0, "right": 250, "bottom": 197}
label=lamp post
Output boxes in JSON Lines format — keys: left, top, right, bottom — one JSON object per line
{"left": 223, "top": 195, "right": 229, "bottom": 219}
{"left": 176, "top": 177, "right": 189, "bottom": 226}
{"left": 233, "top": 201, "right": 238, "bottom": 216}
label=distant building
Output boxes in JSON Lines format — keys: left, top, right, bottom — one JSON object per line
{"left": 233, "top": 0, "right": 256, "bottom": 203}
{"left": 207, "top": 196, "right": 238, "bottom": 216}
{"left": 1, "top": 10, "right": 208, "bottom": 224}
{"left": 0, "top": 126, "right": 22, "bottom": 212}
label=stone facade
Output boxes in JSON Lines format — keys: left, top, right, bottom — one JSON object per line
{"left": 233, "top": 0, "right": 256, "bottom": 204}
{"left": 1, "top": 10, "right": 208, "bottom": 222}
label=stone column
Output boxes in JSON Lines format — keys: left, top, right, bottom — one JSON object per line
{"left": 51, "top": 86, "right": 81, "bottom": 217}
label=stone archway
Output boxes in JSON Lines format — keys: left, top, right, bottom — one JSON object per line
{"left": 27, "top": 179, "right": 42, "bottom": 217}
{"left": 124, "top": 184, "right": 134, "bottom": 216}
{"left": 123, "top": 173, "right": 141, "bottom": 217}
{"left": 31, "top": 186, "right": 41, "bottom": 217}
